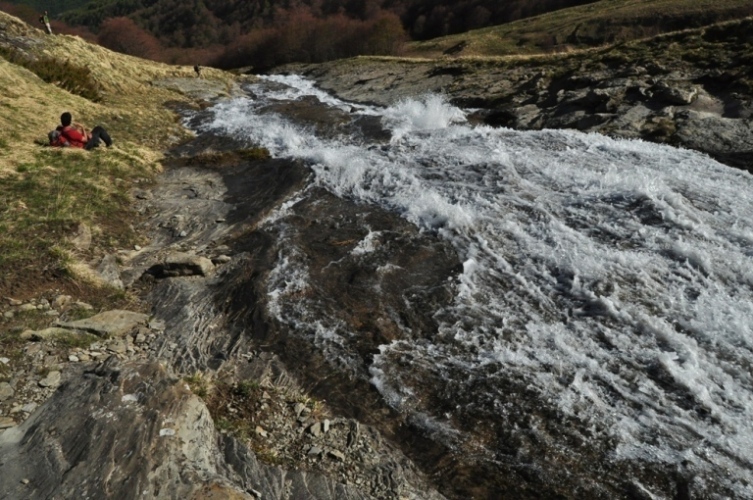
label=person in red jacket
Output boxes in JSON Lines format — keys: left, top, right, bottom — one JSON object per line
{"left": 57, "top": 112, "right": 112, "bottom": 150}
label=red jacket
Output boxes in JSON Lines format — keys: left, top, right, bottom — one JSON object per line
{"left": 59, "top": 125, "right": 88, "bottom": 148}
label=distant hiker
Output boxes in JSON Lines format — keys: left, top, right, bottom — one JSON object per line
{"left": 194, "top": 64, "right": 202, "bottom": 78}
{"left": 39, "top": 11, "right": 52, "bottom": 35}
{"left": 50, "top": 112, "right": 113, "bottom": 150}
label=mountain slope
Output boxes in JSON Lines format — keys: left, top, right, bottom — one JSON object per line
{"left": 405, "top": 0, "right": 753, "bottom": 57}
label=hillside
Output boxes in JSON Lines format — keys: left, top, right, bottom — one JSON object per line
{"left": 0, "top": 10, "right": 239, "bottom": 301}
{"left": 6, "top": 0, "right": 752, "bottom": 70}
{"left": 405, "top": 0, "right": 753, "bottom": 57}
{"left": 3, "top": 0, "right": 601, "bottom": 42}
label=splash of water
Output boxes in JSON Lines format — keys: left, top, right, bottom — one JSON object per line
{"left": 198, "top": 74, "right": 753, "bottom": 497}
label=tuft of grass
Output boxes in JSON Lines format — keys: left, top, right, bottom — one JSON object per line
{"left": 0, "top": 329, "right": 26, "bottom": 371}
{"left": 185, "top": 372, "right": 210, "bottom": 398}
{"left": 53, "top": 331, "right": 99, "bottom": 349}
{"left": 234, "top": 380, "right": 260, "bottom": 397}
{"left": 238, "top": 148, "right": 271, "bottom": 161}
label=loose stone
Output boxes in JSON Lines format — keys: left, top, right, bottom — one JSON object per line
{"left": 0, "top": 417, "right": 16, "bottom": 429}
{"left": 308, "top": 422, "right": 323, "bottom": 437}
{"left": 0, "top": 382, "right": 15, "bottom": 400}
{"left": 294, "top": 403, "right": 307, "bottom": 416}
{"left": 53, "top": 295, "right": 72, "bottom": 309}
{"left": 39, "top": 371, "right": 62, "bottom": 388}
{"left": 308, "top": 446, "right": 323, "bottom": 456}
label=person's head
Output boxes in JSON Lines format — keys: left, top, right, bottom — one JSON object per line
{"left": 60, "top": 112, "right": 72, "bottom": 127}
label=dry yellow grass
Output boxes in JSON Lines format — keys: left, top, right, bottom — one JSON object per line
{"left": 405, "top": 0, "right": 753, "bottom": 58}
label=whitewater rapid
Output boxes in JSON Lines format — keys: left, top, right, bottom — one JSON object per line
{"left": 196, "top": 75, "right": 753, "bottom": 497}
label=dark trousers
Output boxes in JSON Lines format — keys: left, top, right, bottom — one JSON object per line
{"left": 85, "top": 126, "right": 112, "bottom": 150}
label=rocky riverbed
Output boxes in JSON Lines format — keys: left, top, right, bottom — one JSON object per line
{"left": 0, "top": 85, "right": 449, "bottom": 499}
{"left": 2, "top": 15, "right": 753, "bottom": 500}
{"left": 283, "top": 18, "right": 753, "bottom": 173}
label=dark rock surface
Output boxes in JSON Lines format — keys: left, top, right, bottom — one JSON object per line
{"left": 281, "top": 20, "right": 753, "bottom": 172}
{"left": 0, "top": 357, "right": 374, "bottom": 500}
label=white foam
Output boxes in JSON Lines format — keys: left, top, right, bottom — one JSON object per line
{"left": 196, "top": 75, "right": 753, "bottom": 495}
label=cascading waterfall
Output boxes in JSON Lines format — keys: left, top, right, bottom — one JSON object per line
{"left": 195, "top": 75, "right": 753, "bottom": 498}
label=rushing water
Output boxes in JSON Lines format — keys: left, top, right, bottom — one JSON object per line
{"left": 194, "top": 75, "right": 753, "bottom": 498}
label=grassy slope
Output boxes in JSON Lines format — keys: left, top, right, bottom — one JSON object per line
{"left": 0, "top": 10, "right": 233, "bottom": 303}
{"left": 405, "top": 0, "right": 753, "bottom": 58}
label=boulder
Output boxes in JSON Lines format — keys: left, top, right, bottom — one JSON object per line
{"left": 97, "top": 254, "right": 124, "bottom": 290}
{"left": 56, "top": 310, "right": 149, "bottom": 338}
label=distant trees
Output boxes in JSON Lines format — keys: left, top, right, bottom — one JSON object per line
{"left": 211, "top": 7, "right": 407, "bottom": 71}
{"left": 0, "top": 0, "right": 609, "bottom": 69}
{"left": 97, "top": 16, "right": 161, "bottom": 59}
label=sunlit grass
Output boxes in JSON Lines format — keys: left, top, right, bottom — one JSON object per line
{"left": 405, "top": 0, "right": 753, "bottom": 58}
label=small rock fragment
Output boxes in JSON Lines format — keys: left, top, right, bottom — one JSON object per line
{"left": 39, "top": 370, "right": 62, "bottom": 388}
{"left": 0, "top": 417, "right": 16, "bottom": 429}
{"left": 308, "top": 446, "right": 323, "bottom": 456}
{"left": 0, "top": 382, "right": 15, "bottom": 401}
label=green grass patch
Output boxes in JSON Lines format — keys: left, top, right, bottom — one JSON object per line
{"left": 0, "top": 147, "right": 156, "bottom": 297}
{"left": 185, "top": 372, "right": 210, "bottom": 398}
{"left": 52, "top": 331, "right": 99, "bottom": 349}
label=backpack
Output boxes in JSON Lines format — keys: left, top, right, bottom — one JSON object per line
{"left": 48, "top": 129, "right": 70, "bottom": 147}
